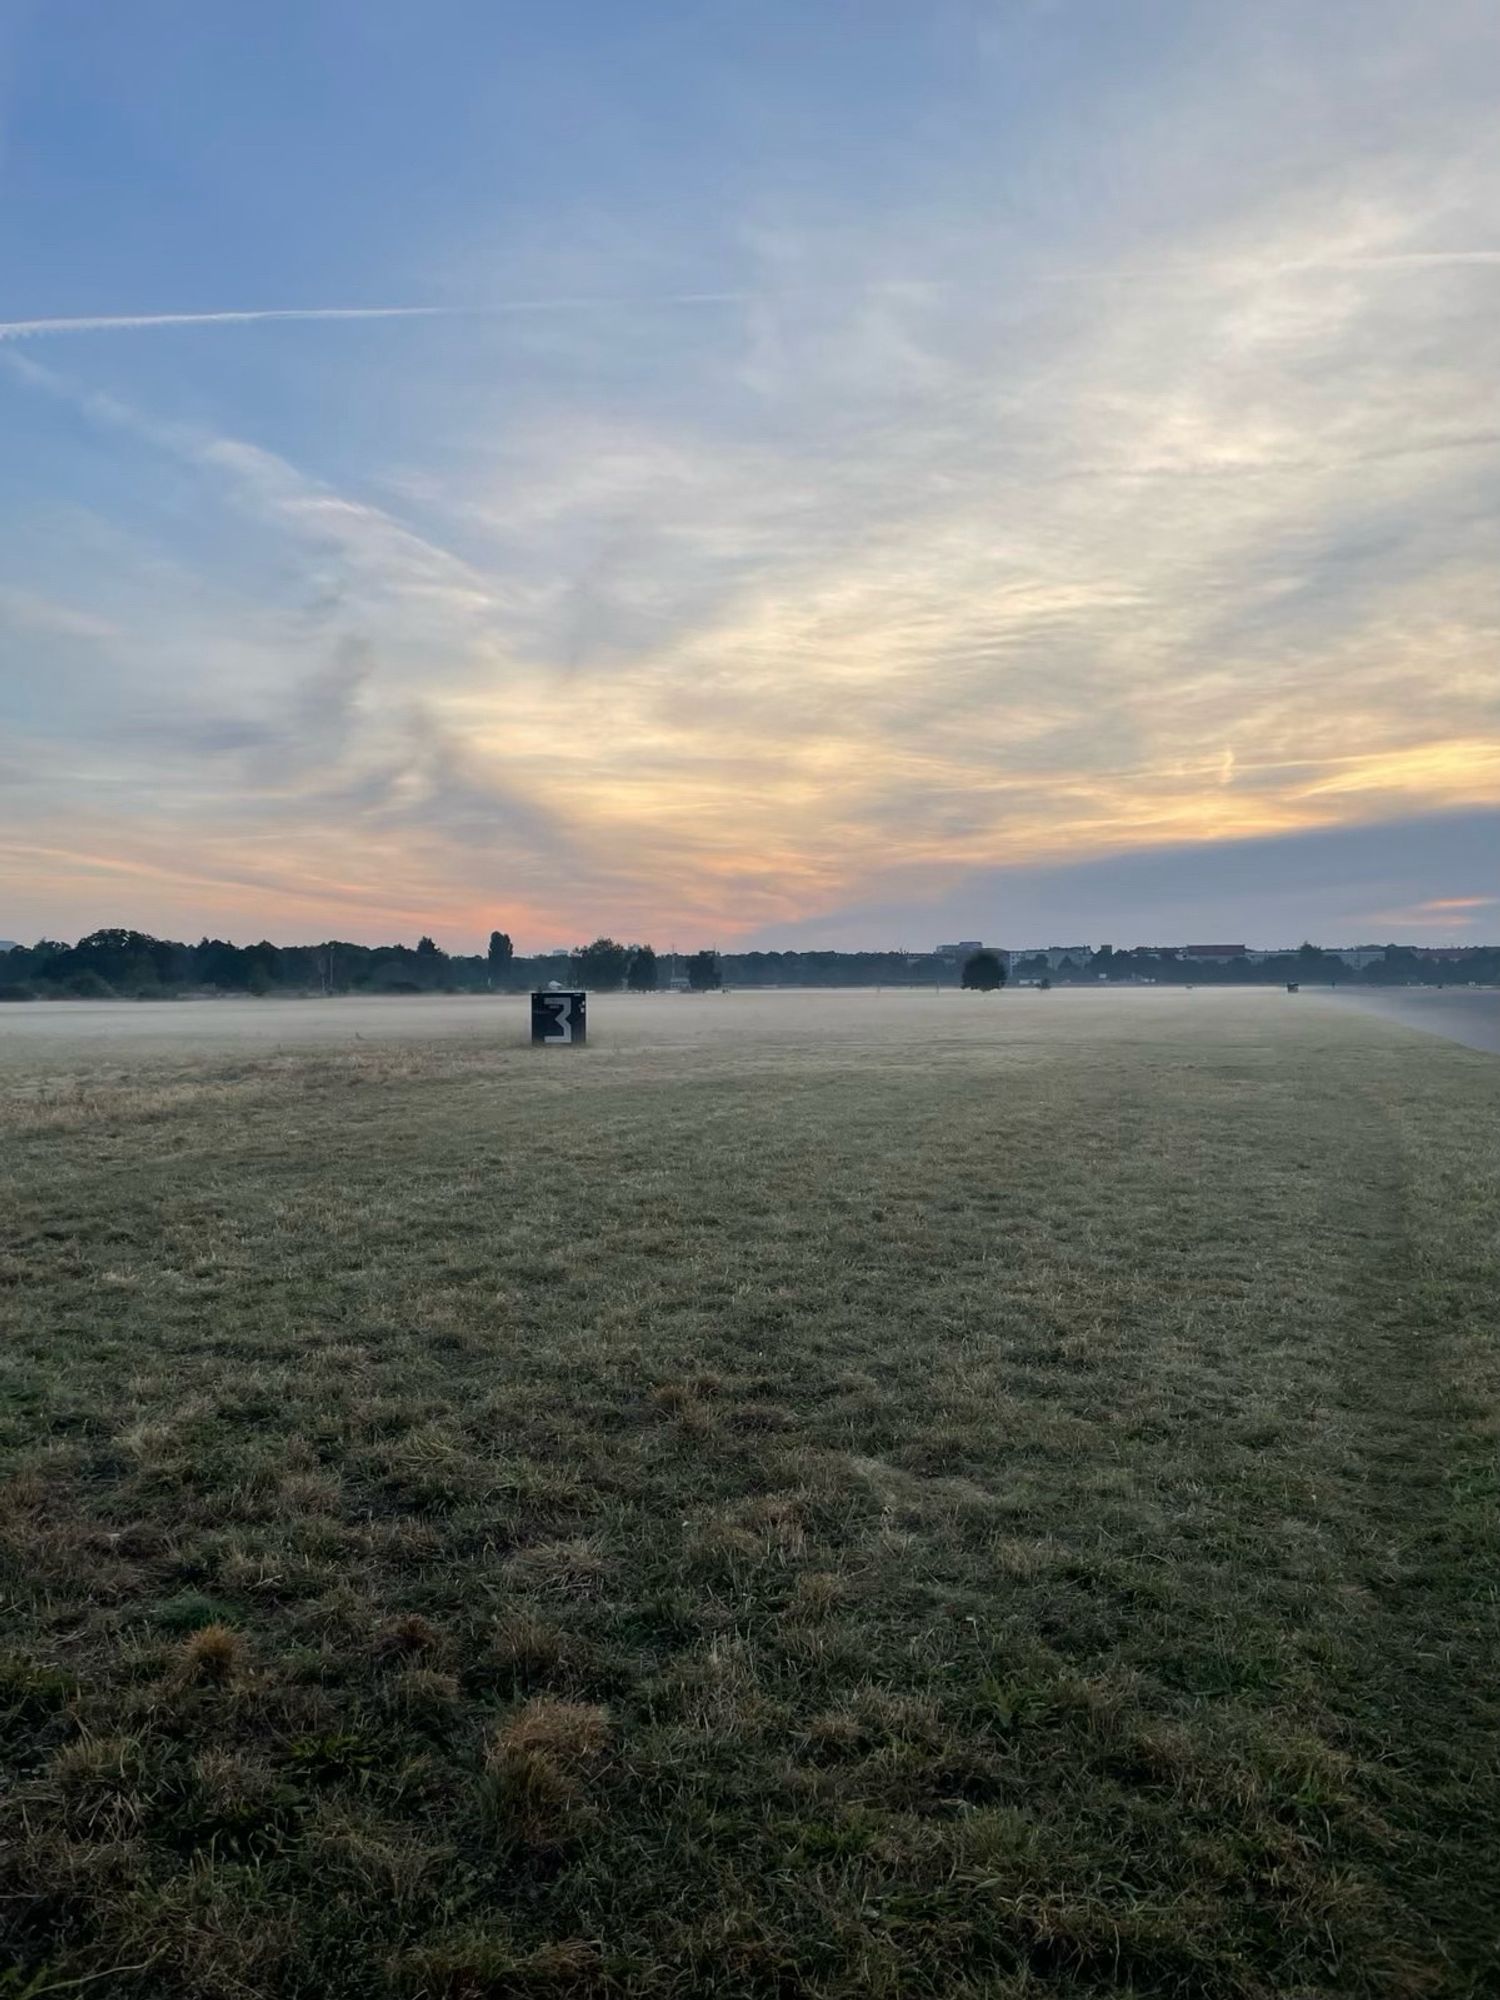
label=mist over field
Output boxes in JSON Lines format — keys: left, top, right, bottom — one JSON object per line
{"left": 4, "top": 981, "right": 1500, "bottom": 1065}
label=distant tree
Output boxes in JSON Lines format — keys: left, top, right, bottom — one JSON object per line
{"left": 0, "top": 945, "right": 36, "bottom": 992}
{"left": 63, "top": 970, "right": 114, "bottom": 999}
{"left": 626, "top": 945, "right": 659, "bottom": 992}
{"left": 411, "top": 935, "right": 455, "bottom": 990}
{"left": 61, "top": 928, "right": 171, "bottom": 993}
{"left": 243, "top": 941, "right": 282, "bottom": 988}
{"left": 686, "top": 949, "right": 722, "bottom": 992}
{"left": 573, "top": 938, "right": 631, "bottom": 991}
{"left": 1365, "top": 945, "right": 1411, "bottom": 985}
{"left": 1296, "top": 941, "right": 1341, "bottom": 983}
{"left": 961, "top": 950, "right": 1005, "bottom": 992}
{"left": 487, "top": 930, "right": 514, "bottom": 982}
{"left": 195, "top": 937, "right": 249, "bottom": 990}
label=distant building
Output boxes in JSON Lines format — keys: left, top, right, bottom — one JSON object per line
{"left": 0, "top": 940, "right": 17, "bottom": 953}
{"left": 1183, "top": 944, "right": 1248, "bottom": 960}
{"left": 936, "top": 940, "right": 985, "bottom": 959}
{"left": 1008, "top": 945, "right": 1092, "bottom": 972}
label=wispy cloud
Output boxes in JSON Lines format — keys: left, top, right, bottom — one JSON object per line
{"left": 1364, "top": 893, "right": 1500, "bottom": 928}
{"left": 0, "top": 584, "right": 117, "bottom": 641}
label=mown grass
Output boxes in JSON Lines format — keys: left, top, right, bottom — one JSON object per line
{"left": 0, "top": 992, "right": 1495, "bottom": 1998}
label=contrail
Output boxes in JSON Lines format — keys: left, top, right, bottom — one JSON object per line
{"left": 0, "top": 305, "right": 457, "bottom": 341}
{"left": 0, "top": 296, "right": 757, "bottom": 342}
{"left": 5, "top": 254, "right": 1497, "bottom": 344}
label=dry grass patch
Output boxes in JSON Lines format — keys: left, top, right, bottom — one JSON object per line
{"left": 174, "top": 1624, "right": 241, "bottom": 1687}
{"left": 485, "top": 1699, "right": 612, "bottom": 1849}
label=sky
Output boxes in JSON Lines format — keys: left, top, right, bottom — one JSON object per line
{"left": 1, "top": 0, "right": 1497, "bottom": 953}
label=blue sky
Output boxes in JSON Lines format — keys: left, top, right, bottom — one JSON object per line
{"left": 2, "top": 0, "right": 1498, "bottom": 950}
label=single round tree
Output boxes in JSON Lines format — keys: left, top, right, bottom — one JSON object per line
{"left": 573, "top": 938, "right": 631, "bottom": 992}
{"left": 961, "top": 949, "right": 1005, "bottom": 992}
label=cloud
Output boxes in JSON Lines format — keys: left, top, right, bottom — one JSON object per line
{"left": 4, "top": 3, "right": 1499, "bottom": 948}
{"left": 1365, "top": 891, "right": 1500, "bottom": 927}
{"left": 756, "top": 810, "right": 1500, "bottom": 952}
{"left": 0, "top": 585, "right": 117, "bottom": 641}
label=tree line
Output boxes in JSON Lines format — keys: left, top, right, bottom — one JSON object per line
{"left": 0, "top": 928, "right": 1492, "bottom": 1001}
{"left": 1080, "top": 942, "right": 1500, "bottom": 986}
{"left": 0, "top": 930, "right": 723, "bottom": 1001}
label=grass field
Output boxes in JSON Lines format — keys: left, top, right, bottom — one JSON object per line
{"left": 1, "top": 991, "right": 1496, "bottom": 1999}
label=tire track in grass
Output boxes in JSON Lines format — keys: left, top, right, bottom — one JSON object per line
{"left": 1311, "top": 1064, "right": 1500, "bottom": 1994}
